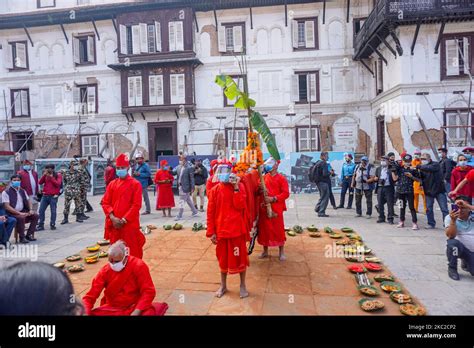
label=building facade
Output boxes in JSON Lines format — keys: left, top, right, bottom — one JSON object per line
{"left": 0, "top": 0, "right": 472, "bottom": 163}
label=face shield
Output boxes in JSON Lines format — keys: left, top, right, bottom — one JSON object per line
{"left": 213, "top": 164, "right": 233, "bottom": 183}
{"left": 263, "top": 157, "right": 277, "bottom": 173}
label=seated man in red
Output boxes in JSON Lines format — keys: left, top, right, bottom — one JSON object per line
{"left": 82, "top": 240, "right": 168, "bottom": 316}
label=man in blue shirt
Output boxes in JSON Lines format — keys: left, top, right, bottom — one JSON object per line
{"left": 338, "top": 153, "right": 356, "bottom": 209}
{"left": 132, "top": 153, "right": 152, "bottom": 215}
{"left": 445, "top": 195, "right": 474, "bottom": 281}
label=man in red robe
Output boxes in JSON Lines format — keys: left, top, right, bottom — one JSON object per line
{"left": 102, "top": 153, "right": 145, "bottom": 258}
{"left": 237, "top": 168, "right": 260, "bottom": 235}
{"left": 206, "top": 159, "right": 219, "bottom": 194}
{"left": 207, "top": 163, "right": 249, "bottom": 298}
{"left": 257, "top": 157, "right": 290, "bottom": 261}
{"left": 82, "top": 240, "right": 168, "bottom": 316}
{"left": 154, "top": 160, "right": 175, "bottom": 217}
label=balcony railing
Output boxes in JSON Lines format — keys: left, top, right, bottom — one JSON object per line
{"left": 354, "top": 0, "right": 474, "bottom": 60}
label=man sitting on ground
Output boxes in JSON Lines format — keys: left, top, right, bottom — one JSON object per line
{"left": 82, "top": 240, "right": 168, "bottom": 316}
{"left": 1, "top": 175, "right": 39, "bottom": 244}
{"left": 445, "top": 195, "right": 474, "bottom": 281}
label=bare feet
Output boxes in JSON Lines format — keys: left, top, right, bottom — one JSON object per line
{"left": 279, "top": 254, "right": 287, "bottom": 261}
{"left": 240, "top": 287, "right": 249, "bottom": 299}
{"left": 215, "top": 286, "right": 227, "bottom": 298}
{"left": 258, "top": 252, "right": 268, "bottom": 259}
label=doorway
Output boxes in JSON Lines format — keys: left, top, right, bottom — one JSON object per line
{"left": 147, "top": 122, "right": 178, "bottom": 162}
{"left": 376, "top": 115, "right": 386, "bottom": 158}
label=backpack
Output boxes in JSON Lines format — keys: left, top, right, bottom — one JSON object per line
{"left": 308, "top": 160, "right": 324, "bottom": 183}
{"left": 354, "top": 163, "right": 374, "bottom": 190}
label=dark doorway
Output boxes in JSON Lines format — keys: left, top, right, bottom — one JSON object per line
{"left": 148, "top": 122, "right": 178, "bottom": 162}
{"left": 376, "top": 115, "right": 385, "bottom": 158}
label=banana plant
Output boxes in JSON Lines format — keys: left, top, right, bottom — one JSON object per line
{"left": 215, "top": 74, "right": 279, "bottom": 220}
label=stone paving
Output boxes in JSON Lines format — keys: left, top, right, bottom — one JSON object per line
{"left": 1, "top": 192, "right": 473, "bottom": 315}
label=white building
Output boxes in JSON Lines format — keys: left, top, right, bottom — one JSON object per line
{"left": 0, "top": 0, "right": 472, "bottom": 162}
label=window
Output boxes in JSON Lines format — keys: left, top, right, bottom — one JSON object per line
{"left": 353, "top": 17, "right": 366, "bottom": 41}
{"left": 375, "top": 58, "right": 383, "bottom": 95}
{"left": 218, "top": 23, "right": 245, "bottom": 54}
{"left": 226, "top": 128, "right": 248, "bottom": 151}
{"left": 169, "top": 21, "right": 184, "bottom": 51}
{"left": 37, "top": 0, "right": 55, "bottom": 8}
{"left": 73, "top": 84, "right": 97, "bottom": 114}
{"left": 170, "top": 74, "right": 185, "bottom": 104}
{"left": 149, "top": 74, "right": 164, "bottom": 105}
{"left": 4, "top": 41, "right": 28, "bottom": 70}
{"left": 41, "top": 85, "right": 63, "bottom": 115}
{"left": 441, "top": 34, "right": 473, "bottom": 79}
{"left": 291, "top": 72, "right": 319, "bottom": 104}
{"left": 10, "top": 89, "right": 30, "bottom": 117}
{"left": 11, "top": 132, "right": 34, "bottom": 152}
{"left": 128, "top": 76, "right": 143, "bottom": 107}
{"left": 81, "top": 135, "right": 99, "bottom": 156}
{"left": 445, "top": 109, "right": 472, "bottom": 147}
{"left": 292, "top": 18, "right": 318, "bottom": 50}
{"left": 224, "top": 75, "right": 245, "bottom": 107}
{"left": 73, "top": 35, "right": 96, "bottom": 65}
{"left": 296, "top": 127, "right": 319, "bottom": 152}
{"left": 120, "top": 22, "right": 161, "bottom": 55}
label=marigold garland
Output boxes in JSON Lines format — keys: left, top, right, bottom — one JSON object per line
{"left": 234, "top": 132, "right": 264, "bottom": 174}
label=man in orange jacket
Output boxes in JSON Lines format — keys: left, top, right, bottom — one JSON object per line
{"left": 412, "top": 149, "right": 426, "bottom": 213}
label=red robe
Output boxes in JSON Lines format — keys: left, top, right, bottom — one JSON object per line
{"left": 238, "top": 170, "right": 260, "bottom": 233}
{"left": 154, "top": 170, "right": 175, "bottom": 209}
{"left": 206, "top": 176, "right": 218, "bottom": 195}
{"left": 104, "top": 166, "right": 116, "bottom": 187}
{"left": 257, "top": 172, "right": 290, "bottom": 247}
{"left": 451, "top": 166, "right": 474, "bottom": 198}
{"left": 102, "top": 175, "right": 146, "bottom": 258}
{"left": 207, "top": 182, "right": 249, "bottom": 274}
{"left": 82, "top": 256, "right": 168, "bottom": 316}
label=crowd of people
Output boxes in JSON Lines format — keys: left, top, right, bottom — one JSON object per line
{"left": 1, "top": 145, "right": 474, "bottom": 316}
{"left": 310, "top": 147, "right": 474, "bottom": 281}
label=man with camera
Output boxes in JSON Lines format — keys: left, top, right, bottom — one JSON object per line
{"left": 374, "top": 155, "right": 396, "bottom": 224}
{"left": 445, "top": 195, "right": 474, "bottom": 281}
{"left": 351, "top": 156, "right": 376, "bottom": 219}
{"left": 37, "top": 164, "right": 62, "bottom": 231}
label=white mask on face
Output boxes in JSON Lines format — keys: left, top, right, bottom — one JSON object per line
{"left": 109, "top": 249, "right": 129, "bottom": 272}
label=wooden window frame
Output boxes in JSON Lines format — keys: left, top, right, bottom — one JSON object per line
{"left": 295, "top": 126, "right": 320, "bottom": 152}
{"left": 220, "top": 22, "right": 246, "bottom": 55}
{"left": 75, "top": 83, "right": 98, "bottom": 114}
{"left": 8, "top": 41, "right": 29, "bottom": 71}
{"left": 37, "top": 0, "right": 56, "bottom": 8}
{"left": 10, "top": 88, "right": 31, "bottom": 118}
{"left": 80, "top": 134, "right": 99, "bottom": 157}
{"left": 225, "top": 127, "right": 248, "bottom": 151}
{"left": 223, "top": 74, "right": 246, "bottom": 107}
{"left": 293, "top": 17, "right": 319, "bottom": 51}
{"left": 353, "top": 17, "right": 367, "bottom": 42}
{"left": 440, "top": 32, "right": 474, "bottom": 81}
{"left": 73, "top": 34, "right": 97, "bottom": 66}
{"left": 11, "top": 131, "right": 34, "bottom": 152}
{"left": 375, "top": 59, "right": 383, "bottom": 95}
{"left": 295, "top": 70, "right": 320, "bottom": 105}
{"left": 443, "top": 108, "right": 474, "bottom": 146}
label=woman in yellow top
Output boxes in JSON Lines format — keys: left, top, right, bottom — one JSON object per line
{"left": 412, "top": 149, "right": 427, "bottom": 213}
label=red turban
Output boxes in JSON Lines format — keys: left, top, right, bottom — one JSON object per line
{"left": 115, "top": 153, "right": 130, "bottom": 167}
{"left": 160, "top": 160, "right": 168, "bottom": 168}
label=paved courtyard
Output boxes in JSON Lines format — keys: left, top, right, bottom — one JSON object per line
{"left": 1, "top": 192, "right": 473, "bottom": 315}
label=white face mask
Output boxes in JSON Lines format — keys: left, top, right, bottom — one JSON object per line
{"left": 421, "top": 159, "right": 429, "bottom": 165}
{"left": 109, "top": 250, "right": 129, "bottom": 272}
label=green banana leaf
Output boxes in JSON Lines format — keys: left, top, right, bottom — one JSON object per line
{"left": 250, "top": 111, "right": 280, "bottom": 161}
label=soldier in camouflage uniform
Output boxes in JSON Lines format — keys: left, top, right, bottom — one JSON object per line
{"left": 60, "top": 160, "right": 86, "bottom": 224}
{"left": 72, "top": 158, "right": 92, "bottom": 221}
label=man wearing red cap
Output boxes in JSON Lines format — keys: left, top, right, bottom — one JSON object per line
{"left": 257, "top": 157, "right": 290, "bottom": 261}
{"left": 101, "top": 153, "right": 146, "bottom": 258}
{"left": 207, "top": 162, "right": 249, "bottom": 298}
{"left": 154, "top": 160, "right": 175, "bottom": 217}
